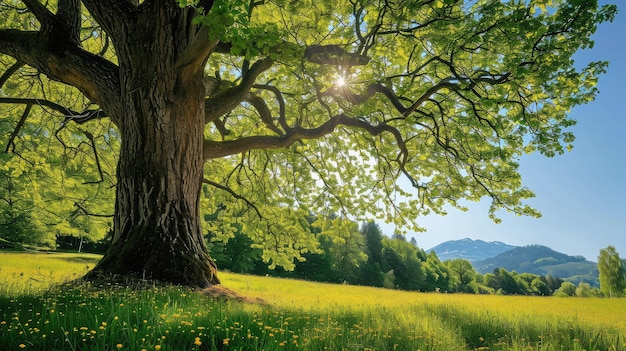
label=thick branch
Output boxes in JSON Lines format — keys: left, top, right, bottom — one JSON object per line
{"left": 74, "top": 202, "right": 113, "bottom": 218}
{"left": 83, "top": 131, "right": 105, "bottom": 184}
{"left": 0, "top": 97, "right": 106, "bottom": 124}
{"left": 0, "top": 97, "right": 73, "bottom": 114}
{"left": 80, "top": 0, "right": 135, "bottom": 44}
{"left": 0, "top": 61, "right": 24, "bottom": 90}
{"left": 21, "top": 0, "right": 55, "bottom": 27}
{"left": 0, "top": 30, "right": 120, "bottom": 119}
{"left": 176, "top": 26, "right": 220, "bottom": 79}
{"left": 22, "top": 0, "right": 81, "bottom": 46}
{"left": 324, "top": 73, "right": 509, "bottom": 119}
{"left": 402, "top": 80, "right": 459, "bottom": 117}
{"left": 204, "top": 114, "right": 407, "bottom": 160}
{"left": 57, "top": 0, "right": 82, "bottom": 45}
{"left": 253, "top": 84, "right": 289, "bottom": 131}
{"left": 205, "top": 57, "right": 274, "bottom": 121}
{"left": 246, "top": 93, "right": 283, "bottom": 135}
{"left": 5, "top": 104, "right": 32, "bottom": 153}
{"left": 322, "top": 80, "right": 457, "bottom": 117}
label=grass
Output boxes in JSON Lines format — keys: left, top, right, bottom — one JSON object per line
{"left": 1, "top": 251, "right": 625, "bottom": 351}
{"left": 0, "top": 251, "right": 101, "bottom": 294}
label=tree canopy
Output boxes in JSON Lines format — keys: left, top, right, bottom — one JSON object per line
{"left": 0, "top": 0, "right": 617, "bottom": 285}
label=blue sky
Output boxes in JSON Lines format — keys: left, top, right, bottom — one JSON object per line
{"left": 398, "top": 1, "right": 625, "bottom": 262}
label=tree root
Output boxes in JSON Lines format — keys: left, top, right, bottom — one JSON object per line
{"left": 200, "top": 284, "right": 268, "bottom": 305}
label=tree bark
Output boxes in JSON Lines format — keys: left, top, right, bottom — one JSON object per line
{"left": 88, "top": 91, "right": 220, "bottom": 286}
{"left": 86, "top": 3, "right": 219, "bottom": 287}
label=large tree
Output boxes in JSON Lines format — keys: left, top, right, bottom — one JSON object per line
{"left": 0, "top": 0, "right": 615, "bottom": 287}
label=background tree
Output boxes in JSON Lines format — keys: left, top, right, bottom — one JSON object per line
{"left": 0, "top": 0, "right": 616, "bottom": 287}
{"left": 544, "top": 274, "right": 565, "bottom": 294}
{"left": 285, "top": 214, "right": 338, "bottom": 282}
{"left": 382, "top": 235, "right": 425, "bottom": 290}
{"left": 575, "top": 282, "right": 593, "bottom": 297}
{"left": 0, "top": 153, "right": 43, "bottom": 246}
{"left": 530, "top": 277, "right": 551, "bottom": 296}
{"left": 423, "top": 251, "right": 451, "bottom": 292}
{"left": 446, "top": 258, "right": 477, "bottom": 293}
{"left": 314, "top": 217, "right": 367, "bottom": 284}
{"left": 554, "top": 281, "right": 577, "bottom": 297}
{"left": 359, "top": 221, "right": 386, "bottom": 287}
{"left": 485, "top": 268, "right": 530, "bottom": 295}
{"left": 598, "top": 246, "right": 626, "bottom": 298}
{"left": 206, "top": 223, "right": 263, "bottom": 274}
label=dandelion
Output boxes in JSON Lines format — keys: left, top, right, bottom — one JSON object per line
{"left": 220, "top": 338, "right": 227, "bottom": 346}
{"left": 116, "top": 344, "right": 123, "bottom": 349}
{"left": 155, "top": 345, "right": 161, "bottom": 350}
{"left": 19, "top": 344, "right": 26, "bottom": 349}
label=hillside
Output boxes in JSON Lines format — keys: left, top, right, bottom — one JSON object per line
{"left": 427, "top": 238, "right": 517, "bottom": 262}
{"left": 474, "top": 245, "right": 598, "bottom": 285}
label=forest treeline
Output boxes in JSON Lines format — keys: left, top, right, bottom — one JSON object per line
{"left": 207, "top": 219, "right": 604, "bottom": 297}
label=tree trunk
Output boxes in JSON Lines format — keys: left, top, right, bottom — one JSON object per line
{"left": 87, "top": 5, "right": 219, "bottom": 287}
{"left": 89, "top": 104, "right": 220, "bottom": 286}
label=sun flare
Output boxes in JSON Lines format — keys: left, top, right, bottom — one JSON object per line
{"left": 335, "top": 75, "right": 346, "bottom": 87}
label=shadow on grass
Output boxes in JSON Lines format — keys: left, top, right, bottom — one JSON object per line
{"left": 56, "top": 256, "right": 102, "bottom": 265}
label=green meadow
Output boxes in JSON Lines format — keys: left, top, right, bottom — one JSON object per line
{"left": 1, "top": 252, "right": 624, "bottom": 351}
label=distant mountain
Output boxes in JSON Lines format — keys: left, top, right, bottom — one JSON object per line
{"left": 474, "top": 245, "right": 599, "bottom": 286}
{"left": 428, "top": 238, "right": 517, "bottom": 262}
